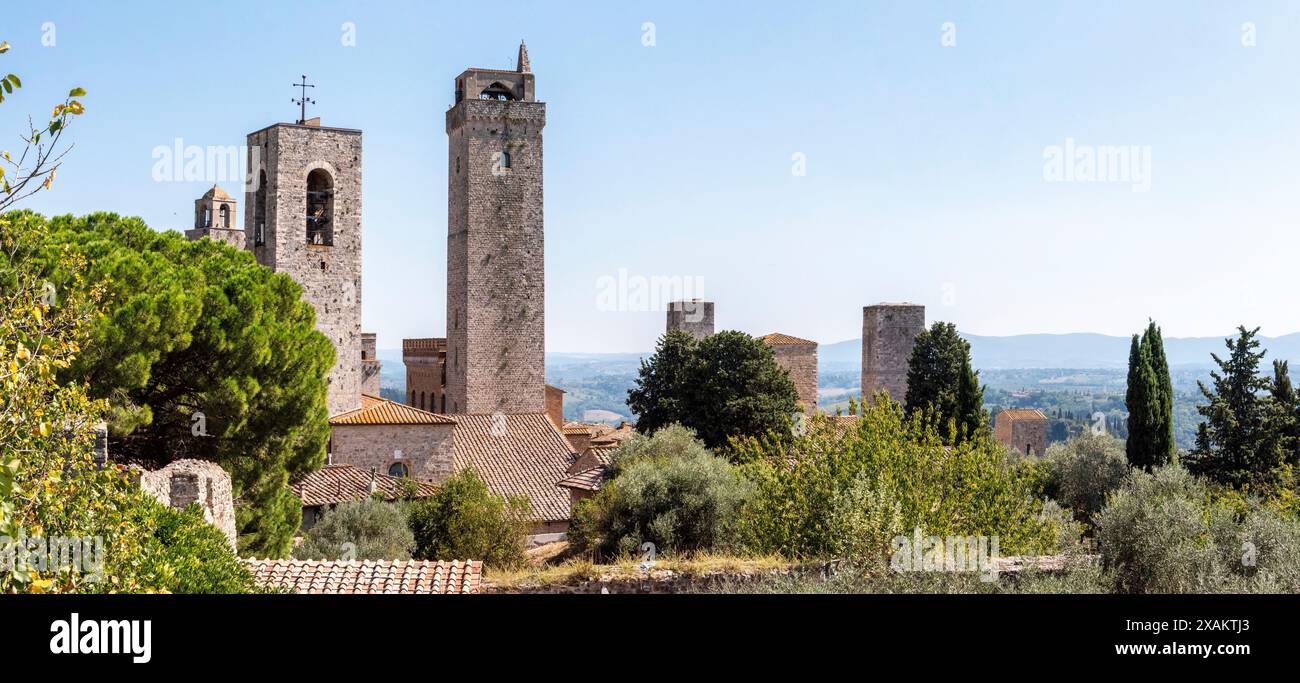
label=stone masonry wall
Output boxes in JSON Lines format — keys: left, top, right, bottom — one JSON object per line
{"left": 330, "top": 423, "right": 456, "bottom": 482}
{"left": 445, "top": 95, "right": 547, "bottom": 414}
{"left": 403, "top": 338, "right": 445, "bottom": 412}
{"left": 771, "top": 343, "right": 818, "bottom": 412}
{"left": 246, "top": 123, "right": 363, "bottom": 418}
{"left": 861, "top": 304, "right": 925, "bottom": 405}
{"left": 666, "top": 300, "right": 715, "bottom": 340}
{"left": 361, "top": 332, "right": 381, "bottom": 397}
{"left": 137, "top": 459, "right": 237, "bottom": 550}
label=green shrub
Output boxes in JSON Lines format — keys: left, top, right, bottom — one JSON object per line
{"left": 1095, "top": 464, "right": 1300, "bottom": 593}
{"left": 125, "top": 497, "right": 258, "bottom": 594}
{"left": 568, "top": 424, "right": 753, "bottom": 561}
{"left": 1040, "top": 432, "right": 1129, "bottom": 525}
{"left": 733, "top": 401, "right": 1062, "bottom": 561}
{"left": 407, "top": 469, "right": 531, "bottom": 569}
{"left": 293, "top": 499, "right": 415, "bottom": 561}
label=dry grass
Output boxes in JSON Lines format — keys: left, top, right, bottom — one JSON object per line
{"left": 485, "top": 544, "right": 793, "bottom": 589}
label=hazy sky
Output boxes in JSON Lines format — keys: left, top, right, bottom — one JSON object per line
{"left": 5, "top": 1, "right": 1298, "bottom": 352}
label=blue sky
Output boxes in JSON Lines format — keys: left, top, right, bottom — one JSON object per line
{"left": 3, "top": 1, "right": 1298, "bottom": 352}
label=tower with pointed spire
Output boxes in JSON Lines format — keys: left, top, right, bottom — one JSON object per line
{"left": 444, "top": 43, "right": 546, "bottom": 414}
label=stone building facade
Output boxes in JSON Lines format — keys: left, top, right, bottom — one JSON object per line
{"left": 666, "top": 299, "right": 714, "bottom": 340}
{"left": 361, "top": 332, "right": 381, "bottom": 398}
{"left": 995, "top": 409, "right": 1049, "bottom": 457}
{"left": 444, "top": 43, "right": 546, "bottom": 415}
{"left": 184, "top": 185, "right": 244, "bottom": 249}
{"left": 329, "top": 396, "right": 457, "bottom": 481}
{"left": 403, "top": 337, "right": 446, "bottom": 413}
{"left": 246, "top": 120, "right": 363, "bottom": 418}
{"left": 861, "top": 303, "right": 925, "bottom": 405}
{"left": 760, "top": 333, "right": 819, "bottom": 412}
{"left": 136, "top": 459, "right": 237, "bottom": 550}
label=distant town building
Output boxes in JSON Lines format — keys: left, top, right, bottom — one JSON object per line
{"left": 360, "top": 332, "right": 381, "bottom": 397}
{"left": 995, "top": 408, "right": 1049, "bottom": 457}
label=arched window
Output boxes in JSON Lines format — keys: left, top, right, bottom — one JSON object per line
{"left": 219, "top": 204, "right": 230, "bottom": 228}
{"left": 420, "top": 391, "right": 426, "bottom": 411}
{"left": 410, "top": 389, "right": 416, "bottom": 406}
{"left": 479, "top": 82, "right": 514, "bottom": 101}
{"left": 388, "top": 462, "right": 408, "bottom": 478}
{"left": 202, "top": 207, "right": 212, "bottom": 228}
{"left": 306, "top": 169, "right": 334, "bottom": 246}
{"left": 254, "top": 170, "right": 267, "bottom": 246}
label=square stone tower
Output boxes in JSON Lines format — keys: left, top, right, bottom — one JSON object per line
{"left": 403, "top": 337, "right": 446, "bottom": 413}
{"left": 245, "top": 120, "right": 363, "bottom": 417}
{"left": 995, "top": 409, "right": 1049, "bottom": 457}
{"left": 666, "top": 300, "right": 715, "bottom": 340}
{"left": 760, "top": 333, "right": 819, "bottom": 412}
{"left": 861, "top": 303, "right": 925, "bottom": 405}
{"left": 444, "top": 42, "right": 546, "bottom": 414}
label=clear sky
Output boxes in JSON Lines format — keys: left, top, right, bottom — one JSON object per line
{"left": 4, "top": 1, "right": 1298, "bottom": 352}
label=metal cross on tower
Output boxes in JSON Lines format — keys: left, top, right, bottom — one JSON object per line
{"left": 291, "top": 75, "right": 316, "bottom": 124}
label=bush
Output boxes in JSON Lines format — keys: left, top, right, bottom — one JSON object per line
{"left": 293, "top": 499, "right": 415, "bottom": 561}
{"left": 126, "top": 497, "right": 259, "bottom": 594}
{"left": 1039, "top": 432, "right": 1129, "bottom": 525}
{"left": 568, "top": 424, "right": 753, "bottom": 561}
{"left": 407, "top": 469, "right": 531, "bottom": 569}
{"left": 733, "top": 402, "right": 1063, "bottom": 561}
{"left": 1095, "top": 464, "right": 1300, "bottom": 593}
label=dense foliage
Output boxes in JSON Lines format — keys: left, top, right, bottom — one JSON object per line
{"left": 904, "top": 322, "right": 986, "bottom": 444}
{"left": 15, "top": 211, "right": 334, "bottom": 556}
{"left": 1033, "top": 432, "right": 1129, "bottom": 525}
{"left": 407, "top": 469, "right": 531, "bottom": 569}
{"left": 627, "top": 330, "right": 799, "bottom": 450}
{"left": 732, "top": 400, "right": 1063, "bottom": 561}
{"left": 293, "top": 499, "right": 416, "bottom": 561}
{"left": 569, "top": 424, "right": 752, "bottom": 561}
{"left": 1095, "top": 464, "right": 1300, "bottom": 593}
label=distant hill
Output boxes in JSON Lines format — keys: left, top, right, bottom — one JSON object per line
{"left": 820, "top": 331, "right": 1300, "bottom": 370}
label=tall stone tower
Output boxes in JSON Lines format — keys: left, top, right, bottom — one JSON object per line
{"left": 444, "top": 42, "right": 546, "bottom": 414}
{"left": 861, "top": 303, "right": 925, "bottom": 405}
{"left": 184, "top": 185, "right": 244, "bottom": 249}
{"left": 245, "top": 120, "right": 363, "bottom": 417}
{"left": 666, "top": 300, "right": 715, "bottom": 340}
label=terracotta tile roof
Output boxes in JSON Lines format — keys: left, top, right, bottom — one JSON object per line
{"left": 561, "top": 424, "right": 594, "bottom": 436}
{"left": 997, "top": 408, "right": 1048, "bottom": 422}
{"left": 556, "top": 466, "right": 607, "bottom": 493}
{"left": 291, "top": 464, "right": 438, "bottom": 507}
{"left": 452, "top": 413, "right": 574, "bottom": 523}
{"left": 330, "top": 394, "right": 456, "bottom": 426}
{"left": 759, "top": 332, "right": 818, "bottom": 346}
{"left": 245, "top": 559, "right": 482, "bottom": 594}
{"left": 202, "top": 184, "right": 231, "bottom": 201}
{"left": 567, "top": 444, "right": 619, "bottom": 475}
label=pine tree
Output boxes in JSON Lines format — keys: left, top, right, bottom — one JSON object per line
{"left": 1186, "top": 326, "right": 1284, "bottom": 489}
{"left": 1268, "top": 359, "right": 1300, "bottom": 467}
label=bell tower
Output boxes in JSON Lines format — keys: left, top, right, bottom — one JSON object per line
{"left": 444, "top": 42, "right": 546, "bottom": 414}
{"left": 245, "top": 117, "right": 364, "bottom": 417}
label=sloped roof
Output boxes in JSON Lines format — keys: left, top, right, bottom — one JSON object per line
{"left": 556, "top": 466, "right": 607, "bottom": 493}
{"left": 291, "top": 464, "right": 439, "bottom": 507}
{"left": 452, "top": 413, "right": 574, "bottom": 522}
{"left": 997, "top": 408, "right": 1048, "bottom": 422}
{"left": 245, "top": 559, "right": 481, "bottom": 594}
{"left": 202, "top": 185, "right": 231, "bottom": 201}
{"left": 759, "top": 332, "right": 818, "bottom": 346}
{"left": 330, "top": 394, "right": 456, "bottom": 426}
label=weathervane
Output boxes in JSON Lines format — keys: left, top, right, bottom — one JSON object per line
{"left": 291, "top": 75, "right": 316, "bottom": 124}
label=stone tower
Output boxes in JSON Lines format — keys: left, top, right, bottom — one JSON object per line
{"left": 184, "top": 185, "right": 244, "bottom": 249}
{"left": 444, "top": 42, "right": 546, "bottom": 414}
{"left": 760, "top": 333, "right": 819, "bottom": 412}
{"left": 666, "top": 300, "right": 715, "bottom": 340}
{"left": 245, "top": 120, "right": 363, "bottom": 417}
{"left": 403, "top": 337, "right": 446, "bottom": 413}
{"left": 361, "top": 332, "right": 381, "bottom": 397}
{"left": 861, "top": 303, "right": 925, "bottom": 405}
